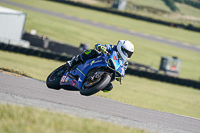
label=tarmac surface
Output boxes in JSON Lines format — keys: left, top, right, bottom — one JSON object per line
{"left": 1, "top": 0, "right": 200, "bottom": 53}
{"left": 0, "top": 72, "right": 200, "bottom": 133}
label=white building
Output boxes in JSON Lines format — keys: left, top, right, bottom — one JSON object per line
{"left": 0, "top": 6, "right": 29, "bottom": 47}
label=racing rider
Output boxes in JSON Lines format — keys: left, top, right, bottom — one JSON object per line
{"left": 66, "top": 40, "right": 134, "bottom": 92}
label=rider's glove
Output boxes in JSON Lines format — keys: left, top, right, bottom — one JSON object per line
{"left": 124, "top": 62, "right": 128, "bottom": 70}
{"left": 97, "top": 45, "right": 107, "bottom": 54}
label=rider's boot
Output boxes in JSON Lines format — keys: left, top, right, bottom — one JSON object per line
{"left": 66, "top": 55, "right": 84, "bottom": 70}
{"left": 102, "top": 83, "right": 113, "bottom": 92}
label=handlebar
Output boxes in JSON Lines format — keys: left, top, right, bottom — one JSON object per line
{"left": 104, "top": 51, "right": 110, "bottom": 56}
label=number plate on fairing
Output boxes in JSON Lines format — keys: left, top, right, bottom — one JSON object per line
{"left": 60, "top": 74, "right": 79, "bottom": 88}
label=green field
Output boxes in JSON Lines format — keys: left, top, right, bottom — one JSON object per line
{"left": 0, "top": 104, "right": 146, "bottom": 133}
{"left": 4, "top": 0, "right": 200, "bottom": 46}
{"left": 74, "top": 0, "right": 200, "bottom": 27}
{"left": 1, "top": 50, "right": 200, "bottom": 119}
{"left": 127, "top": 0, "right": 171, "bottom": 12}
{"left": 176, "top": 2, "right": 200, "bottom": 17}
{"left": 1, "top": 1, "right": 200, "bottom": 81}
{"left": 127, "top": 0, "right": 200, "bottom": 17}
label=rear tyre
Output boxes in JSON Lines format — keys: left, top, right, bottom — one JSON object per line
{"left": 46, "top": 64, "right": 68, "bottom": 90}
{"left": 80, "top": 73, "right": 111, "bottom": 96}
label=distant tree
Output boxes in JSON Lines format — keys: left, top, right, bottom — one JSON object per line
{"left": 98, "top": 0, "right": 114, "bottom": 4}
{"left": 163, "top": 0, "right": 179, "bottom": 11}
{"left": 174, "top": 0, "right": 184, "bottom": 3}
{"left": 174, "top": 0, "right": 200, "bottom": 9}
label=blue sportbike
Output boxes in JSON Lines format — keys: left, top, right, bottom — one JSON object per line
{"left": 46, "top": 50, "right": 125, "bottom": 96}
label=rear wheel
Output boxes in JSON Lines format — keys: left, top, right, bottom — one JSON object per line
{"left": 46, "top": 64, "right": 68, "bottom": 90}
{"left": 80, "top": 72, "right": 111, "bottom": 96}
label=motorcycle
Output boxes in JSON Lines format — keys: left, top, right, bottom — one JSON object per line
{"left": 46, "top": 50, "right": 125, "bottom": 96}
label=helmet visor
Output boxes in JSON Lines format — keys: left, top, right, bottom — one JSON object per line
{"left": 121, "top": 46, "right": 133, "bottom": 58}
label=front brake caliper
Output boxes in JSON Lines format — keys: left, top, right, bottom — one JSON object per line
{"left": 94, "top": 71, "right": 104, "bottom": 79}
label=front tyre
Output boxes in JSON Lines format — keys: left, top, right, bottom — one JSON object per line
{"left": 80, "top": 73, "right": 111, "bottom": 96}
{"left": 46, "top": 64, "right": 68, "bottom": 90}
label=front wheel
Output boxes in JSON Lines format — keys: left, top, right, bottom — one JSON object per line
{"left": 80, "top": 73, "right": 111, "bottom": 96}
{"left": 46, "top": 64, "right": 68, "bottom": 90}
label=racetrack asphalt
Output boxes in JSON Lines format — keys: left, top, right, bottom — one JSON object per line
{"left": 0, "top": 72, "right": 200, "bottom": 133}
{"left": 1, "top": 0, "right": 200, "bottom": 53}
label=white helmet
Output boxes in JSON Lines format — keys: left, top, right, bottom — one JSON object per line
{"left": 117, "top": 40, "right": 134, "bottom": 61}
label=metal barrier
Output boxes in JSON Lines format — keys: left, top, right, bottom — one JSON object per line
{"left": 22, "top": 33, "right": 83, "bottom": 56}
{"left": 0, "top": 43, "right": 70, "bottom": 61}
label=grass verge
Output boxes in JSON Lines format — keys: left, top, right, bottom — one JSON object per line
{"left": 0, "top": 104, "right": 147, "bottom": 133}
{"left": 0, "top": 50, "right": 200, "bottom": 118}
{"left": 0, "top": 67, "right": 32, "bottom": 78}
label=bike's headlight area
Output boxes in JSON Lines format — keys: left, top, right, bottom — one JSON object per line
{"left": 107, "top": 59, "right": 115, "bottom": 70}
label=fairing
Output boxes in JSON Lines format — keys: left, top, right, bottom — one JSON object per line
{"left": 60, "top": 51, "right": 125, "bottom": 90}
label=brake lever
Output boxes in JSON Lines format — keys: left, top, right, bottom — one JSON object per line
{"left": 105, "top": 51, "right": 110, "bottom": 56}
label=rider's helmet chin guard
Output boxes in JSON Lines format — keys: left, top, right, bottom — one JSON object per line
{"left": 117, "top": 40, "right": 134, "bottom": 62}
